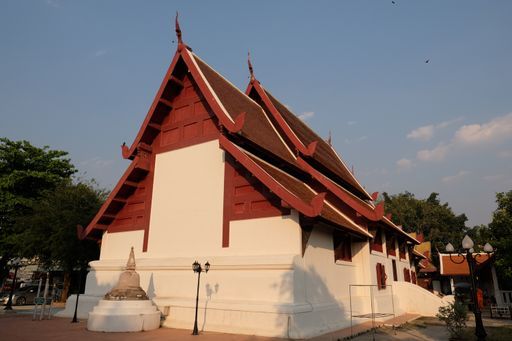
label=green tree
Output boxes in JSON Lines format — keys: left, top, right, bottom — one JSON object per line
{"left": 488, "top": 190, "right": 512, "bottom": 289}
{"left": 383, "top": 191, "right": 468, "bottom": 250}
{"left": 0, "top": 138, "right": 76, "bottom": 284}
{"left": 17, "top": 180, "right": 106, "bottom": 299}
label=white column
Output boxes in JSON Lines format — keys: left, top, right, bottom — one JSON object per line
{"left": 491, "top": 266, "right": 503, "bottom": 305}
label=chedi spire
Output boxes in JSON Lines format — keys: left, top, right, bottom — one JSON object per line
{"left": 104, "top": 247, "right": 148, "bottom": 300}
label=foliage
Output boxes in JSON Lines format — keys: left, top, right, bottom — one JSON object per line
{"left": 0, "top": 137, "right": 107, "bottom": 301}
{"left": 436, "top": 301, "right": 468, "bottom": 340}
{"left": 488, "top": 190, "right": 512, "bottom": 289}
{"left": 0, "top": 138, "right": 76, "bottom": 281}
{"left": 17, "top": 179, "right": 106, "bottom": 271}
{"left": 382, "top": 191, "right": 468, "bottom": 250}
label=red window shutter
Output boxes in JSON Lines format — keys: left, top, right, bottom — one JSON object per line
{"left": 371, "top": 229, "right": 383, "bottom": 252}
{"left": 382, "top": 265, "right": 387, "bottom": 288}
{"left": 376, "top": 263, "right": 383, "bottom": 290}
{"left": 403, "top": 268, "right": 408, "bottom": 282}
{"left": 411, "top": 271, "right": 417, "bottom": 284}
{"left": 333, "top": 231, "right": 352, "bottom": 262}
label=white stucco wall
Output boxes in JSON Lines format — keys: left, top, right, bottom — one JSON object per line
{"left": 288, "top": 226, "right": 373, "bottom": 338}
{"left": 60, "top": 139, "right": 449, "bottom": 338}
{"left": 146, "top": 140, "right": 225, "bottom": 258}
{"left": 228, "top": 211, "right": 301, "bottom": 256}
{"left": 99, "top": 230, "right": 144, "bottom": 260}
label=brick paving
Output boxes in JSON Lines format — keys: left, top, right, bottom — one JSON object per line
{"left": 0, "top": 313, "right": 282, "bottom": 341}
{"left": 8, "top": 308, "right": 509, "bottom": 340}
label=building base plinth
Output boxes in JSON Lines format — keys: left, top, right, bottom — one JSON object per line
{"left": 87, "top": 300, "right": 161, "bottom": 332}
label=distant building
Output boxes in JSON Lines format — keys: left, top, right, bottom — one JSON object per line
{"left": 59, "top": 20, "right": 450, "bottom": 338}
{"left": 439, "top": 253, "right": 507, "bottom": 306}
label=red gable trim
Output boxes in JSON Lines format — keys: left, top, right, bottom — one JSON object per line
{"left": 122, "top": 46, "right": 247, "bottom": 161}
{"left": 247, "top": 80, "right": 316, "bottom": 156}
{"left": 220, "top": 135, "right": 324, "bottom": 218}
{"left": 296, "top": 157, "right": 384, "bottom": 221}
{"left": 182, "top": 50, "right": 246, "bottom": 133}
{"left": 247, "top": 81, "right": 372, "bottom": 202}
{"left": 122, "top": 52, "right": 183, "bottom": 160}
{"left": 78, "top": 154, "right": 147, "bottom": 240}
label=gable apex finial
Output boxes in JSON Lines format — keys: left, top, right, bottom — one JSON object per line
{"left": 248, "top": 51, "right": 255, "bottom": 82}
{"left": 175, "top": 12, "right": 183, "bottom": 46}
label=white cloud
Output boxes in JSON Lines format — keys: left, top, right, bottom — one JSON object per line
{"left": 396, "top": 158, "right": 413, "bottom": 171}
{"left": 417, "top": 144, "right": 450, "bottom": 162}
{"left": 483, "top": 174, "right": 504, "bottom": 182}
{"left": 407, "top": 125, "right": 434, "bottom": 141}
{"left": 298, "top": 111, "right": 315, "bottom": 121}
{"left": 407, "top": 117, "right": 463, "bottom": 141}
{"left": 498, "top": 150, "right": 512, "bottom": 158}
{"left": 45, "top": 0, "right": 61, "bottom": 8}
{"left": 442, "top": 170, "right": 469, "bottom": 183}
{"left": 454, "top": 113, "right": 512, "bottom": 145}
{"left": 415, "top": 113, "right": 512, "bottom": 162}
{"left": 94, "top": 49, "right": 108, "bottom": 57}
{"left": 344, "top": 135, "right": 367, "bottom": 144}
{"left": 79, "top": 157, "right": 115, "bottom": 169}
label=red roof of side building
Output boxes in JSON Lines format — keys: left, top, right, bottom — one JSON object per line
{"left": 439, "top": 253, "right": 493, "bottom": 276}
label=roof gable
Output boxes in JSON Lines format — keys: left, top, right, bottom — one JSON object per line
{"left": 246, "top": 81, "right": 373, "bottom": 202}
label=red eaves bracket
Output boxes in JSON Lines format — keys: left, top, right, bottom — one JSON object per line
{"left": 296, "top": 157, "right": 384, "bottom": 221}
{"left": 219, "top": 135, "right": 325, "bottom": 218}
{"left": 246, "top": 81, "right": 318, "bottom": 156}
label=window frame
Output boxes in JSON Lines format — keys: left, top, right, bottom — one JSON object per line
{"left": 333, "top": 230, "right": 352, "bottom": 262}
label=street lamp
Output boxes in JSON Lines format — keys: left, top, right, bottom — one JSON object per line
{"left": 445, "top": 235, "right": 495, "bottom": 341}
{"left": 192, "top": 260, "right": 210, "bottom": 335}
{"left": 4, "top": 258, "right": 21, "bottom": 311}
{"left": 71, "top": 265, "right": 84, "bottom": 323}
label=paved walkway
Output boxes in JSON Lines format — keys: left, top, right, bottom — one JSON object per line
{"left": 2, "top": 307, "right": 511, "bottom": 340}
{"left": 0, "top": 313, "right": 281, "bottom": 341}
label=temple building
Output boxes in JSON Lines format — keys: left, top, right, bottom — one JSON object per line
{"left": 58, "top": 19, "right": 450, "bottom": 338}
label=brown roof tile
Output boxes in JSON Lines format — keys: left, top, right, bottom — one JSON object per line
{"left": 264, "top": 89, "right": 372, "bottom": 201}
{"left": 246, "top": 153, "right": 370, "bottom": 237}
{"left": 192, "top": 55, "right": 296, "bottom": 165}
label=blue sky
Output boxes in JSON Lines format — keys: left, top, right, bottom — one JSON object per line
{"left": 1, "top": 1, "right": 511, "bottom": 227}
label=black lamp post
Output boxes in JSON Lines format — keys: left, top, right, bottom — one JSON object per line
{"left": 445, "top": 235, "right": 495, "bottom": 341}
{"left": 4, "top": 258, "right": 21, "bottom": 311}
{"left": 71, "top": 265, "right": 84, "bottom": 323}
{"left": 192, "top": 260, "right": 210, "bottom": 335}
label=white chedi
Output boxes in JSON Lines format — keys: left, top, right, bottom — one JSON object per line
{"left": 87, "top": 247, "right": 161, "bottom": 332}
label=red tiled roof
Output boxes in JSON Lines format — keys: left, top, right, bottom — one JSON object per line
{"left": 192, "top": 54, "right": 296, "bottom": 166}
{"left": 439, "top": 253, "right": 493, "bottom": 276}
{"left": 263, "top": 88, "right": 372, "bottom": 201}
{"left": 229, "top": 142, "right": 371, "bottom": 238}
{"left": 82, "top": 35, "right": 382, "bottom": 243}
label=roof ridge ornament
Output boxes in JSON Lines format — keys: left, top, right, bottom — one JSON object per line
{"left": 175, "top": 12, "right": 183, "bottom": 46}
{"left": 174, "top": 12, "right": 192, "bottom": 51}
{"left": 248, "top": 51, "right": 255, "bottom": 82}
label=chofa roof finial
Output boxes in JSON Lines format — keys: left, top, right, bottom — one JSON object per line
{"left": 175, "top": 12, "right": 183, "bottom": 45}
{"left": 327, "top": 130, "right": 332, "bottom": 146}
{"left": 248, "top": 51, "right": 255, "bottom": 82}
